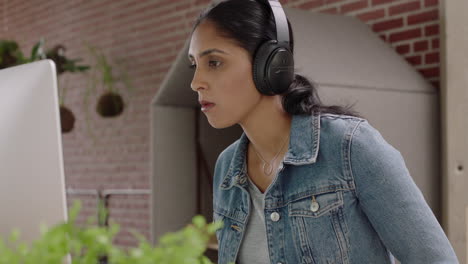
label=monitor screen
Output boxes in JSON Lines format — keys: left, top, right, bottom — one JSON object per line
{"left": 0, "top": 59, "right": 68, "bottom": 245}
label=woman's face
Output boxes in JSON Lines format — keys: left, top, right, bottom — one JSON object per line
{"left": 188, "top": 21, "right": 262, "bottom": 129}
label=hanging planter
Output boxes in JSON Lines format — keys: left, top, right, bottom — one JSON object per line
{"left": 85, "top": 43, "right": 133, "bottom": 119}
{"left": 60, "top": 105, "right": 76, "bottom": 133}
{"left": 45, "top": 44, "right": 89, "bottom": 133}
{"left": 96, "top": 91, "right": 124, "bottom": 117}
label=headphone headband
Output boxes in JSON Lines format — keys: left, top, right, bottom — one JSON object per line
{"left": 268, "top": 0, "right": 290, "bottom": 45}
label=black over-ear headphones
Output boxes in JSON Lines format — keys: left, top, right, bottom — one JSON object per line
{"left": 253, "top": 0, "right": 295, "bottom": 96}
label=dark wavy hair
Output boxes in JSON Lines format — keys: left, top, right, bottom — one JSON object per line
{"left": 190, "top": 0, "right": 363, "bottom": 118}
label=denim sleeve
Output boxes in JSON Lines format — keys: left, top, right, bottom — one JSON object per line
{"left": 349, "top": 120, "right": 459, "bottom": 263}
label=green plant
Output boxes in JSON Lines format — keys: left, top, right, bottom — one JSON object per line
{"left": 83, "top": 43, "right": 134, "bottom": 142}
{"left": 0, "top": 40, "right": 25, "bottom": 68}
{"left": 84, "top": 43, "right": 133, "bottom": 109}
{"left": 0, "top": 38, "right": 89, "bottom": 133}
{"left": 0, "top": 38, "right": 90, "bottom": 105}
{"left": 85, "top": 44, "right": 130, "bottom": 94}
{"left": 0, "top": 39, "right": 48, "bottom": 68}
{"left": 37, "top": 40, "right": 90, "bottom": 106}
{"left": 0, "top": 200, "right": 228, "bottom": 264}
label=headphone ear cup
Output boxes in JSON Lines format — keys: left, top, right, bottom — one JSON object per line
{"left": 253, "top": 40, "right": 294, "bottom": 95}
{"left": 268, "top": 44, "right": 294, "bottom": 94}
{"left": 253, "top": 40, "right": 278, "bottom": 95}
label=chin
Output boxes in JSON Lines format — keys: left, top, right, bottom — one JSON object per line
{"left": 207, "top": 116, "right": 237, "bottom": 129}
{"left": 208, "top": 120, "right": 232, "bottom": 129}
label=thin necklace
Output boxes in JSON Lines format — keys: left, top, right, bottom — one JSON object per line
{"left": 251, "top": 134, "right": 289, "bottom": 176}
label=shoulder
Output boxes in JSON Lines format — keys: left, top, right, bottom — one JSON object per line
{"left": 319, "top": 113, "right": 402, "bottom": 173}
{"left": 343, "top": 115, "right": 401, "bottom": 161}
{"left": 320, "top": 112, "right": 366, "bottom": 123}
{"left": 318, "top": 113, "right": 392, "bottom": 145}
{"left": 318, "top": 113, "right": 367, "bottom": 140}
{"left": 317, "top": 113, "right": 397, "bottom": 157}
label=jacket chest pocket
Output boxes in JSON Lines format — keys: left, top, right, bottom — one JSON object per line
{"left": 288, "top": 190, "right": 350, "bottom": 264}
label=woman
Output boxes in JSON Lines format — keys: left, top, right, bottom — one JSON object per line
{"left": 187, "top": 0, "right": 458, "bottom": 263}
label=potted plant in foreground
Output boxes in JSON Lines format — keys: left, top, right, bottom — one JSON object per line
{"left": 0, "top": 200, "right": 229, "bottom": 264}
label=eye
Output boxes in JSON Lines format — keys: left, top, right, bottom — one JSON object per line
{"left": 208, "top": 60, "right": 222, "bottom": 68}
{"left": 188, "top": 60, "right": 222, "bottom": 70}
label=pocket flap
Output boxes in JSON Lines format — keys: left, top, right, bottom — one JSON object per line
{"left": 288, "top": 190, "right": 343, "bottom": 218}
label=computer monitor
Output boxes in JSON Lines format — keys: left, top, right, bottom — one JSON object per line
{"left": 0, "top": 59, "right": 68, "bottom": 244}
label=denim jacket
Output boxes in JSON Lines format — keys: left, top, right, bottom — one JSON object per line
{"left": 212, "top": 111, "right": 458, "bottom": 264}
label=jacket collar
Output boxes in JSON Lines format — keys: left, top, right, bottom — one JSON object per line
{"left": 220, "top": 111, "right": 321, "bottom": 190}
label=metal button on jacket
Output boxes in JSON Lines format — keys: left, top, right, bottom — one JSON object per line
{"left": 270, "top": 212, "right": 280, "bottom": 222}
{"left": 239, "top": 176, "right": 246, "bottom": 185}
{"left": 311, "top": 196, "right": 320, "bottom": 212}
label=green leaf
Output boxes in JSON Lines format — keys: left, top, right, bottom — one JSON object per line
{"left": 192, "top": 215, "right": 206, "bottom": 229}
{"left": 76, "top": 65, "right": 90, "bottom": 71}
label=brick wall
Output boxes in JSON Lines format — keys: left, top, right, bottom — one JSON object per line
{"left": 285, "top": 0, "right": 441, "bottom": 89}
{"left": 0, "top": 0, "right": 440, "bottom": 248}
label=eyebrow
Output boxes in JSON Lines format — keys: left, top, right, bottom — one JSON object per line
{"left": 188, "top": 48, "right": 229, "bottom": 60}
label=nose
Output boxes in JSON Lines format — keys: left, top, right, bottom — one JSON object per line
{"left": 190, "top": 69, "right": 207, "bottom": 92}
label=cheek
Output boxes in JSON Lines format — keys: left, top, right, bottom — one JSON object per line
{"left": 222, "top": 78, "right": 260, "bottom": 115}
{"left": 205, "top": 65, "right": 259, "bottom": 127}
{"left": 219, "top": 69, "right": 259, "bottom": 109}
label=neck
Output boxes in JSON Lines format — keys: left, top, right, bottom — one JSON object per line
{"left": 239, "top": 95, "right": 292, "bottom": 161}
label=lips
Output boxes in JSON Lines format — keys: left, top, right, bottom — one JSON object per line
{"left": 199, "top": 100, "right": 215, "bottom": 107}
{"left": 199, "top": 100, "right": 216, "bottom": 112}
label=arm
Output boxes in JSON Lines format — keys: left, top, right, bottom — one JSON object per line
{"left": 349, "top": 120, "right": 458, "bottom": 263}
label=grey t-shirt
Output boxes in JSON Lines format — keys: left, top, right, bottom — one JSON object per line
{"left": 237, "top": 175, "right": 270, "bottom": 264}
